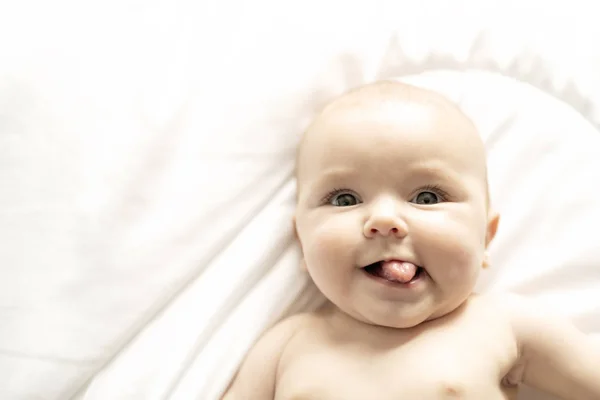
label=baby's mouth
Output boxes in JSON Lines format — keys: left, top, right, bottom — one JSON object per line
{"left": 363, "top": 260, "right": 424, "bottom": 284}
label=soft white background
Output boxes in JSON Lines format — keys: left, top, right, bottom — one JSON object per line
{"left": 1, "top": 1, "right": 599, "bottom": 399}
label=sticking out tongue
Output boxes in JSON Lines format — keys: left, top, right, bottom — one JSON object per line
{"left": 378, "top": 261, "right": 418, "bottom": 283}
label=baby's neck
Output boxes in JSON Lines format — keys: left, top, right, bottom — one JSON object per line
{"left": 316, "top": 298, "right": 473, "bottom": 343}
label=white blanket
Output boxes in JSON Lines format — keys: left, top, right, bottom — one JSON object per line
{"left": 1, "top": 1, "right": 599, "bottom": 400}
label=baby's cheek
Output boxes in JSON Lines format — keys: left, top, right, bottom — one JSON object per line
{"left": 298, "top": 214, "right": 360, "bottom": 300}
{"left": 309, "top": 221, "right": 355, "bottom": 263}
{"left": 302, "top": 223, "right": 355, "bottom": 295}
{"left": 420, "top": 219, "right": 482, "bottom": 270}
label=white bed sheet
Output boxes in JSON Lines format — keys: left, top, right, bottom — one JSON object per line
{"left": 1, "top": 1, "right": 600, "bottom": 400}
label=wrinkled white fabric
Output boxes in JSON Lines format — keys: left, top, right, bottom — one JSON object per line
{"left": 1, "top": 1, "right": 599, "bottom": 400}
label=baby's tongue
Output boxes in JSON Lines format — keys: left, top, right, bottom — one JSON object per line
{"left": 379, "top": 261, "right": 417, "bottom": 283}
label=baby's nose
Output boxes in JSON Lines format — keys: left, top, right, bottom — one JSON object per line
{"left": 363, "top": 213, "right": 408, "bottom": 238}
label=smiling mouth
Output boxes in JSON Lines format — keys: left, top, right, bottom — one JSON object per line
{"left": 363, "top": 261, "right": 424, "bottom": 284}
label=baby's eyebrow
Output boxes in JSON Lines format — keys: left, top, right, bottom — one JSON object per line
{"left": 307, "top": 167, "right": 357, "bottom": 189}
{"left": 409, "top": 167, "right": 449, "bottom": 179}
{"left": 318, "top": 167, "right": 356, "bottom": 180}
{"left": 406, "top": 161, "right": 460, "bottom": 180}
{"left": 312, "top": 164, "right": 453, "bottom": 185}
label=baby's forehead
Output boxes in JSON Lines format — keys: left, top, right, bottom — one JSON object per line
{"left": 303, "top": 82, "right": 471, "bottom": 141}
{"left": 296, "top": 81, "right": 488, "bottom": 190}
{"left": 299, "top": 82, "right": 479, "bottom": 159}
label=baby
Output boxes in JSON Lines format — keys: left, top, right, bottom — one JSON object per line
{"left": 223, "top": 81, "right": 600, "bottom": 399}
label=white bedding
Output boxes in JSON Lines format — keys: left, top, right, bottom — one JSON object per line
{"left": 1, "top": 1, "right": 600, "bottom": 400}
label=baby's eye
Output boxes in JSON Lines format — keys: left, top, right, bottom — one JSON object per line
{"left": 331, "top": 192, "right": 360, "bottom": 207}
{"left": 321, "top": 189, "right": 361, "bottom": 207}
{"left": 411, "top": 191, "right": 440, "bottom": 205}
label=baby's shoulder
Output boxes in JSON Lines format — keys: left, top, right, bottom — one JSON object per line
{"left": 457, "top": 293, "right": 522, "bottom": 338}
{"left": 263, "top": 312, "right": 316, "bottom": 343}
{"left": 474, "top": 292, "right": 549, "bottom": 320}
{"left": 468, "top": 292, "right": 526, "bottom": 316}
{"left": 468, "top": 292, "right": 563, "bottom": 339}
{"left": 259, "top": 311, "right": 324, "bottom": 350}
{"left": 231, "top": 313, "right": 318, "bottom": 375}
{"left": 279, "top": 311, "right": 321, "bottom": 331}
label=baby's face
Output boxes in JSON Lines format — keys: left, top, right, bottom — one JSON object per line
{"left": 294, "top": 89, "right": 497, "bottom": 328}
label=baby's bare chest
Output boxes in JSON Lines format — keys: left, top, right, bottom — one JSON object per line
{"left": 275, "top": 315, "right": 518, "bottom": 400}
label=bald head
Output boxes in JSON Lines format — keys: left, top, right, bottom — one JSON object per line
{"left": 296, "top": 80, "right": 490, "bottom": 205}
{"left": 320, "top": 80, "right": 465, "bottom": 117}
{"left": 298, "top": 80, "right": 481, "bottom": 166}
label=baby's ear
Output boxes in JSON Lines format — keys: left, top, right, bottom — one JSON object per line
{"left": 485, "top": 212, "right": 500, "bottom": 248}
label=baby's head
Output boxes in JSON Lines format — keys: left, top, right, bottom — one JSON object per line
{"left": 294, "top": 81, "right": 499, "bottom": 328}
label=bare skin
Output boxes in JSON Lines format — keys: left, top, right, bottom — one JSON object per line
{"left": 223, "top": 81, "right": 600, "bottom": 400}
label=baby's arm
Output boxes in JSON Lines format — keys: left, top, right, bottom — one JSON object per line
{"left": 221, "top": 315, "right": 305, "bottom": 400}
{"left": 507, "top": 296, "right": 600, "bottom": 399}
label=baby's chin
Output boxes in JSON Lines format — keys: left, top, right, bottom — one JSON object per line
{"left": 342, "top": 304, "right": 436, "bottom": 330}
{"left": 345, "top": 298, "right": 472, "bottom": 330}
{"left": 364, "top": 313, "right": 431, "bottom": 329}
